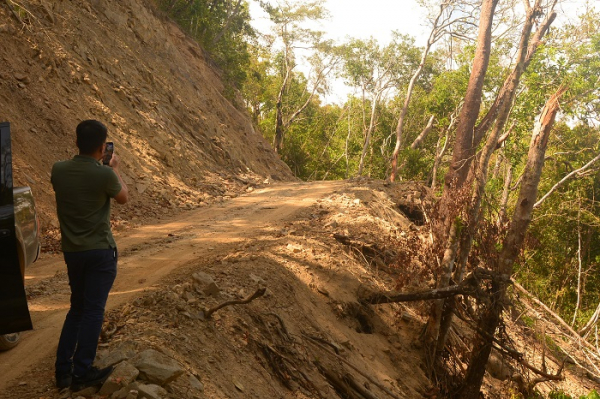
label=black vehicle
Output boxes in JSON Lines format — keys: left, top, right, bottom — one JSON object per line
{"left": 0, "top": 122, "right": 36, "bottom": 350}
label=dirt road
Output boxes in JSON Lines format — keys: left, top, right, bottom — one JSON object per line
{"left": 0, "top": 180, "right": 343, "bottom": 392}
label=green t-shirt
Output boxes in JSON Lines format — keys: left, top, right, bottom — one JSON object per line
{"left": 51, "top": 155, "right": 122, "bottom": 252}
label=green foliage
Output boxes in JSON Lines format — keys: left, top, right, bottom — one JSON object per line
{"left": 547, "top": 389, "right": 600, "bottom": 399}
{"left": 152, "top": 0, "right": 254, "bottom": 90}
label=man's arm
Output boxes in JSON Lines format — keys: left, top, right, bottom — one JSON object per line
{"left": 109, "top": 155, "right": 129, "bottom": 204}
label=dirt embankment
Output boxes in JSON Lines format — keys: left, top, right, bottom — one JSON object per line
{"left": 2, "top": 179, "right": 597, "bottom": 399}
{"left": 0, "top": 180, "right": 433, "bottom": 399}
{"left": 0, "top": 0, "right": 293, "bottom": 236}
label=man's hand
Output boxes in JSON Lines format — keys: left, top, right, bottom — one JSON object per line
{"left": 108, "top": 154, "right": 120, "bottom": 169}
{"left": 109, "top": 153, "right": 129, "bottom": 204}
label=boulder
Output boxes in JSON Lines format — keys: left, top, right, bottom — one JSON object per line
{"left": 99, "top": 361, "right": 140, "bottom": 396}
{"left": 138, "top": 383, "right": 168, "bottom": 399}
{"left": 133, "top": 349, "right": 184, "bottom": 385}
{"left": 192, "top": 272, "right": 220, "bottom": 296}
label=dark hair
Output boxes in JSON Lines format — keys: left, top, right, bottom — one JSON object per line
{"left": 76, "top": 120, "right": 107, "bottom": 154}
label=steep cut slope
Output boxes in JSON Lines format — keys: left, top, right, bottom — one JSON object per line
{"left": 0, "top": 0, "right": 293, "bottom": 232}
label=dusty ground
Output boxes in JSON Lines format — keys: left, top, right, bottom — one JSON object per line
{"left": 1, "top": 0, "right": 294, "bottom": 235}
{"left": 1, "top": 179, "right": 599, "bottom": 399}
{"left": 0, "top": 180, "right": 431, "bottom": 399}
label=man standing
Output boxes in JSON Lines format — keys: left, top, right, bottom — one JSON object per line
{"left": 51, "top": 120, "right": 128, "bottom": 390}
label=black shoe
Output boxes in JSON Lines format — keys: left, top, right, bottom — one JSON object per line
{"left": 71, "top": 366, "right": 113, "bottom": 391}
{"left": 55, "top": 373, "right": 72, "bottom": 389}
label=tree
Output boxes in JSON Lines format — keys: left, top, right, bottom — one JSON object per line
{"left": 341, "top": 34, "right": 419, "bottom": 176}
{"left": 458, "top": 86, "right": 567, "bottom": 398}
{"left": 261, "top": 0, "right": 338, "bottom": 154}
{"left": 390, "top": 0, "right": 478, "bottom": 182}
{"left": 424, "top": 0, "right": 500, "bottom": 354}
{"left": 153, "top": 0, "right": 254, "bottom": 89}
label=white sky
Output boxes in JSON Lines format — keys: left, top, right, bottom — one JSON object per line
{"left": 250, "top": 0, "right": 596, "bottom": 46}
{"left": 249, "top": 0, "right": 428, "bottom": 44}
{"left": 249, "top": 0, "right": 598, "bottom": 103}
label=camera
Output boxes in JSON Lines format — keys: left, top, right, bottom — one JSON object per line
{"left": 102, "top": 142, "right": 114, "bottom": 165}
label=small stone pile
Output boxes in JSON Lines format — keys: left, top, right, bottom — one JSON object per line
{"left": 67, "top": 348, "right": 196, "bottom": 399}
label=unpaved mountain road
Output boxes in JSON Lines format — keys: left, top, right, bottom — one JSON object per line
{"left": 0, "top": 180, "right": 344, "bottom": 393}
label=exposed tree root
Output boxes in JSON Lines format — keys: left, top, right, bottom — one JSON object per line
{"left": 200, "top": 287, "right": 266, "bottom": 319}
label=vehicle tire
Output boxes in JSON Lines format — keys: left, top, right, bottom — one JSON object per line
{"left": 0, "top": 333, "right": 21, "bottom": 350}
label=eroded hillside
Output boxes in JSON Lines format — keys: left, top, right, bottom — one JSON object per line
{"left": 0, "top": 0, "right": 293, "bottom": 233}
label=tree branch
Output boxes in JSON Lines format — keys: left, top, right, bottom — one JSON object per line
{"left": 534, "top": 152, "right": 600, "bottom": 208}
{"left": 201, "top": 287, "right": 266, "bottom": 319}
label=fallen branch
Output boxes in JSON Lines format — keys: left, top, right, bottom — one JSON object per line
{"left": 304, "top": 333, "right": 402, "bottom": 399}
{"left": 513, "top": 282, "right": 596, "bottom": 349}
{"left": 450, "top": 305, "right": 565, "bottom": 383}
{"left": 201, "top": 287, "right": 266, "bottom": 319}
{"left": 343, "top": 372, "right": 380, "bottom": 399}
{"left": 359, "top": 268, "right": 510, "bottom": 305}
{"left": 359, "top": 282, "right": 473, "bottom": 304}
{"left": 315, "top": 362, "right": 363, "bottom": 399}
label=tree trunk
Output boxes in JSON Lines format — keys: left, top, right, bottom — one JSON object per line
{"left": 498, "top": 163, "right": 513, "bottom": 225}
{"left": 358, "top": 92, "right": 381, "bottom": 176}
{"left": 435, "top": 0, "right": 557, "bottom": 356}
{"left": 431, "top": 111, "right": 456, "bottom": 191}
{"left": 410, "top": 115, "right": 435, "bottom": 150}
{"left": 390, "top": 3, "right": 447, "bottom": 182}
{"left": 273, "top": 41, "right": 292, "bottom": 154}
{"left": 438, "top": 0, "right": 499, "bottom": 220}
{"left": 572, "top": 217, "right": 582, "bottom": 326}
{"left": 425, "top": 0, "right": 499, "bottom": 348}
{"left": 457, "top": 86, "right": 566, "bottom": 399}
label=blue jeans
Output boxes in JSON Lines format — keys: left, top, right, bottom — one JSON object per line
{"left": 55, "top": 248, "right": 117, "bottom": 377}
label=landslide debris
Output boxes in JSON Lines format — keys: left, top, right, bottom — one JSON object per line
{"left": 0, "top": 0, "right": 293, "bottom": 240}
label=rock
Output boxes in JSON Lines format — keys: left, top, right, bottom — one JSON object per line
{"left": 188, "top": 375, "right": 204, "bottom": 392}
{"left": 287, "top": 244, "right": 301, "bottom": 253}
{"left": 96, "top": 342, "right": 137, "bottom": 369}
{"left": 14, "top": 73, "right": 30, "bottom": 83}
{"left": 234, "top": 380, "right": 244, "bottom": 392}
{"left": 192, "top": 272, "right": 220, "bottom": 296}
{"left": 137, "top": 383, "right": 168, "bottom": 399}
{"left": 325, "top": 220, "right": 338, "bottom": 228}
{"left": 486, "top": 349, "right": 512, "bottom": 381}
{"left": 72, "top": 385, "right": 98, "bottom": 397}
{"left": 99, "top": 361, "right": 140, "bottom": 395}
{"left": 249, "top": 273, "right": 265, "bottom": 284}
{"left": 110, "top": 382, "right": 139, "bottom": 399}
{"left": 136, "top": 183, "right": 148, "bottom": 194}
{"left": 133, "top": 349, "right": 184, "bottom": 385}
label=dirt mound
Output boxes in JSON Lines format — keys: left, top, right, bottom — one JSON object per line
{"left": 1, "top": 178, "right": 598, "bottom": 398}
{"left": 2, "top": 179, "right": 436, "bottom": 399}
{"left": 0, "top": 0, "right": 293, "bottom": 237}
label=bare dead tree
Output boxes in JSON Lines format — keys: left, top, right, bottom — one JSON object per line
{"left": 457, "top": 86, "right": 567, "bottom": 399}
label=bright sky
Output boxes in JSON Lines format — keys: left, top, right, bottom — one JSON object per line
{"left": 249, "top": 0, "right": 597, "bottom": 103}
{"left": 315, "top": 0, "right": 427, "bottom": 43}
{"left": 249, "top": 0, "right": 427, "bottom": 44}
